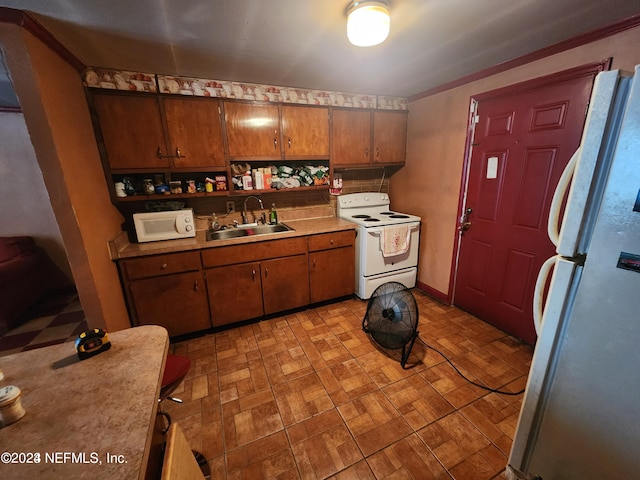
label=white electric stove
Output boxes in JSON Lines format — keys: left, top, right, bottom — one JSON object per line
{"left": 337, "top": 192, "right": 421, "bottom": 299}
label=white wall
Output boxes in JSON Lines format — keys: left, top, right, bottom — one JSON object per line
{"left": 0, "top": 111, "right": 72, "bottom": 282}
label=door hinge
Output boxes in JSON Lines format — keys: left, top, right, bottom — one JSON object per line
{"left": 470, "top": 101, "right": 479, "bottom": 125}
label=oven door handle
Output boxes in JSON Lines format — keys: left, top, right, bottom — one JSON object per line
{"left": 366, "top": 224, "right": 420, "bottom": 236}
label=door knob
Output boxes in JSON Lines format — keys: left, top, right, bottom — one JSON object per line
{"left": 459, "top": 207, "right": 473, "bottom": 234}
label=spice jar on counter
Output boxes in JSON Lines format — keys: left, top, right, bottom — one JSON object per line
{"left": 0, "top": 385, "right": 26, "bottom": 427}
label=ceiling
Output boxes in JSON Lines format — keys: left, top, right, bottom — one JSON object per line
{"left": 1, "top": 0, "right": 640, "bottom": 99}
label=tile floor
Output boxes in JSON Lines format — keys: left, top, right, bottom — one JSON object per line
{"left": 163, "top": 289, "right": 534, "bottom": 480}
{"left": 0, "top": 288, "right": 88, "bottom": 357}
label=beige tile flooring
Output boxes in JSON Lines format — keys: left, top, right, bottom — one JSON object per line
{"left": 163, "top": 289, "right": 533, "bottom": 479}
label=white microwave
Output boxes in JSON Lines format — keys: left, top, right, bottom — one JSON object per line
{"left": 133, "top": 209, "right": 196, "bottom": 243}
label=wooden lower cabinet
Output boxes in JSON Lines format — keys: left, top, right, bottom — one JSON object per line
{"left": 309, "top": 247, "right": 355, "bottom": 303}
{"left": 206, "top": 262, "right": 263, "bottom": 327}
{"left": 205, "top": 254, "right": 310, "bottom": 325}
{"left": 308, "top": 230, "right": 356, "bottom": 303}
{"left": 121, "top": 229, "right": 355, "bottom": 333}
{"left": 262, "top": 255, "right": 309, "bottom": 314}
{"left": 129, "top": 271, "right": 211, "bottom": 337}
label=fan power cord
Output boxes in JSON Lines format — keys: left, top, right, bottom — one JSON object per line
{"left": 417, "top": 335, "right": 525, "bottom": 396}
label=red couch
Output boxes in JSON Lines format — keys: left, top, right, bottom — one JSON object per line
{"left": 0, "top": 237, "right": 50, "bottom": 335}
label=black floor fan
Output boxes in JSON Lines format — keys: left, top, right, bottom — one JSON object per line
{"left": 362, "top": 282, "right": 419, "bottom": 369}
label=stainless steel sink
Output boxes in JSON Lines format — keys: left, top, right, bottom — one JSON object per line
{"left": 206, "top": 223, "right": 293, "bottom": 241}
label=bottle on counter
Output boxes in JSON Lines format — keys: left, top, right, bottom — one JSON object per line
{"left": 269, "top": 203, "right": 278, "bottom": 224}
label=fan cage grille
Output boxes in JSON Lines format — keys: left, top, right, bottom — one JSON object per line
{"left": 363, "top": 282, "right": 419, "bottom": 350}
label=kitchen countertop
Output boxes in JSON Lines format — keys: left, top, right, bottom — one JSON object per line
{"left": 109, "top": 216, "right": 356, "bottom": 260}
{"left": 0, "top": 325, "right": 169, "bottom": 480}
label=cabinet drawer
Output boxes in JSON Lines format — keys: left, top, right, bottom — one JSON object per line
{"left": 307, "top": 230, "right": 355, "bottom": 252}
{"left": 123, "top": 251, "right": 201, "bottom": 280}
{"left": 202, "top": 237, "right": 307, "bottom": 268}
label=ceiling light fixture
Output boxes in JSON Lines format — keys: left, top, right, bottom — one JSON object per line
{"left": 346, "top": 0, "right": 390, "bottom": 47}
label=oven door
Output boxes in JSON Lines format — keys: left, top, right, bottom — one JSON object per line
{"left": 361, "top": 222, "right": 420, "bottom": 276}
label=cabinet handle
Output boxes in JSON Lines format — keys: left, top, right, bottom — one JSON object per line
{"left": 156, "top": 147, "right": 176, "bottom": 159}
{"left": 160, "top": 263, "right": 168, "bottom": 269}
{"left": 288, "top": 137, "right": 292, "bottom": 149}
{"left": 194, "top": 280, "right": 199, "bottom": 292}
{"left": 273, "top": 138, "right": 278, "bottom": 150}
{"left": 175, "top": 147, "right": 181, "bottom": 158}
{"left": 376, "top": 147, "right": 380, "bottom": 158}
{"left": 365, "top": 147, "right": 369, "bottom": 157}
{"left": 330, "top": 239, "right": 335, "bottom": 245}
{"left": 264, "top": 268, "right": 268, "bottom": 278}
{"left": 252, "top": 269, "right": 256, "bottom": 281}
{"left": 312, "top": 259, "right": 316, "bottom": 270}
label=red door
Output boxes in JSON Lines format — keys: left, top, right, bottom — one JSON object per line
{"left": 454, "top": 64, "right": 605, "bottom": 344}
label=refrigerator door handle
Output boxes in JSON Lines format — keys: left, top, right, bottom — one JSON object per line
{"left": 548, "top": 147, "right": 580, "bottom": 247}
{"left": 533, "top": 255, "right": 559, "bottom": 335}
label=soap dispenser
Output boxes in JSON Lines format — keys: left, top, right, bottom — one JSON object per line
{"left": 269, "top": 203, "right": 278, "bottom": 224}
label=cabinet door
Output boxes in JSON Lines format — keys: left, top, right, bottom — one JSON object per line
{"left": 206, "top": 262, "right": 263, "bottom": 326}
{"left": 130, "top": 271, "right": 210, "bottom": 337}
{"left": 309, "top": 246, "right": 355, "bottom": 303}
{"left": 373, "top": 111, "right": 408, "bottom": 165}
{"left": 331, "top": 109, "right": 371, "bottom": 166}
{"left": 93, "top": 94, "right": 169, "bottom": 169}
{"left": 225, "top": 103, "right": 280, "bottom": 157}
{"left": 261, "top": 255, "right": 310, "bottom": 315}
{"left": 281, "top": 106, "right": 329, "bottom": 157}
{"left": 163, "top": 97, "right": 226, "bottom": 168}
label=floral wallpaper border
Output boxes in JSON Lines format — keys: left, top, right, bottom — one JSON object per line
{"left": 83, "top": 67, "right": 408, "bottom": 111}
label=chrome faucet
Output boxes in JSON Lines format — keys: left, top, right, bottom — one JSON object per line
{"left": 210, "top": 213, "right": 220, "bottom": 231}
{"left": 242, "top": 195, "right": 265, "bottom": 224}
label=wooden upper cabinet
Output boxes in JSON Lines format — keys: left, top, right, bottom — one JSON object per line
{"left": 163, "top": 97, "right": 225, "bottom": 168}
{"left": 224, "top": 102, "right": 281, "bottom": 157}
{"left": 281, "top": 106, "right": 329, "bottom": 157}
{"left": 93, "top": 93, "right": 169, "bottom": 170}
{"left": 373, "top": 111, "right": 407, "bottom": 165}
{"left": 331, "top": 109, "right": 371, "bottom": 166}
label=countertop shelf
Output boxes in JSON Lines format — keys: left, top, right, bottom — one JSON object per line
{"left": 230, "top": 185, "right": 329, "bottom": 195}
{"left": 114, "top": 191, "right": 228, "bottom": 202}
{"left": 113, "top": 185, "right": 329, "bottom": 202}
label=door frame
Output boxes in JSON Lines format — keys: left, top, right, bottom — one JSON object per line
{"left": 449, "top": 59, "right": 612, "bottom": 303}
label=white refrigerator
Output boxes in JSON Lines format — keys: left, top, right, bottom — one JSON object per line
{"left": 507, "top": 66, "right": 640, "bottom": 479}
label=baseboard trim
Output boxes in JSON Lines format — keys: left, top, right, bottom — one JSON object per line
{"left": 415, "top": 281, "right": 451, "bottom": 305}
